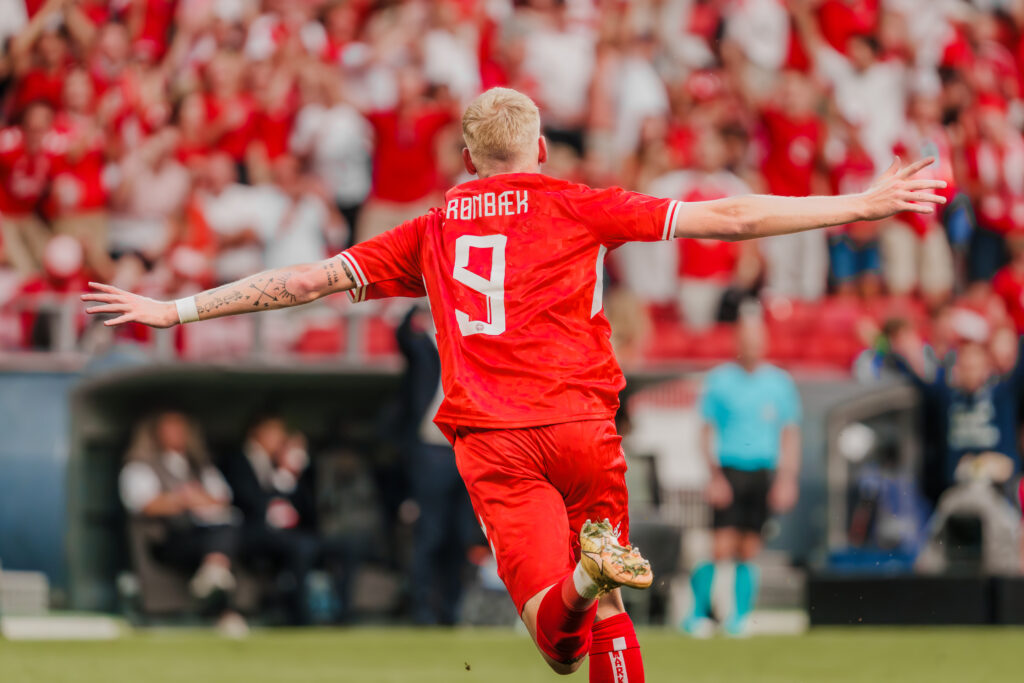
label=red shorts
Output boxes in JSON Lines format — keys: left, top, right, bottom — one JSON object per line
{"left": 453, "top": 419, "right": 630, "bottom": 614}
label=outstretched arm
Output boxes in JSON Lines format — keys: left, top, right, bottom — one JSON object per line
{"left": 83, "top": 257, "right": 356, "bottom": 328}
{"left": 673, "top": 157, "right": 947, "bottom": 241}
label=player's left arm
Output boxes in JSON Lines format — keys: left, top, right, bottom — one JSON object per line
{"left": 672, "top": 157, "right": 947, "bottom": 242}
{"left": 82, "top": 257, "right": 356, "bottom": 328}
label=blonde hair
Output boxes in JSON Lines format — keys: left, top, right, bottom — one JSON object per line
{"left": 462, "top": 88, "right": 541, "bottom": 167}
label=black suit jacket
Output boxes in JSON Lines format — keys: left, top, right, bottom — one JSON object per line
{"left": 220, "top": 450, "right": 317, "bottom": 531}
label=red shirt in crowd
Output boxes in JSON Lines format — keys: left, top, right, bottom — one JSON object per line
{"left": 759, "top": 107, "right": 823, "bottom": 198}
{"left": 366, "top": 106, "right": 454, "bottom": 203}
{"left": 205, "top": 94, "right": 256, "bottom": 162}
{"left": 677, "top": 185, "right": 739, "bottom": 282}
{"left": 0, "top": 126, "right": 64, "bottom": 216}
{"left": 10, "top": 67, "right": 67, "bottom": 115}
{"left": 45, "top": 114, "right": 107, "bottom": 216}
{"left": 992, "top": 263, "right": 1024, "bottom": 333}
{"left": 134, "top": 0, "right": 178, "bottom": 62}
{"left": 817, "top": 0, "right": 880, "bottom": 53}
{"left": 338, "top": 173, "right": 682, "bottom": 437}
{"left": 965, "top": 134, "right": 1024, "bottom": 234}
{"left": 253, "top": 104, "right": 295, "bottom": 161}
{"left": 830, "top": 146, "right": 878, "bottom": 239}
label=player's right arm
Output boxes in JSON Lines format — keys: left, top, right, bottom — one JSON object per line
{"left": 82, "top": 257, "right": 357, "bottom": 328}
{"left": 672, "top": 157, "right": 947, "bottom": 241}
{"left": 83, "top": 211, "right": 431, "bottom": 328}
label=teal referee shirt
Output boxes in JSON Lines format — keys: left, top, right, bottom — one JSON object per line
{"left": 700, "top": 362, "right": 801, "bottom": 471}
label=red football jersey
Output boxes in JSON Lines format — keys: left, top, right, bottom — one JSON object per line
{"left": 338, "top": 173, "right": 681, "bottom": 437}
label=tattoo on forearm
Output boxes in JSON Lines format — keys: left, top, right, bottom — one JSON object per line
{"left": 195, "top": 270, "right": 304, "bottom": 316}
{"left": 337, "top": 258, "right": 356, "bottom": 287}
{"left": 195, "top": 284, "right": 251, "bottom": 315}
{"left": 323, "top": 258, "right": 343, "bottom": 288}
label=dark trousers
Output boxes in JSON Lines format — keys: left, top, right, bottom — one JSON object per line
{"left": 967, "top": 225, "right": 1007, "bottom": 283}
{"left": 239, "top": 526, "right": 320, "bottom": 625}
{"left": 409, "top": 443, "right": 479, "bottom": 625}
{"left": 152, "top": 523, "right": 240, "bottom": 573}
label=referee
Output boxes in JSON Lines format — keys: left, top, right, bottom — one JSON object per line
{"left": 683, "top": 313, "right": 802, "bottom": 637}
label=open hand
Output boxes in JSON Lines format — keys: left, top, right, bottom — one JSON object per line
{"left": 82, "top": 282, "right": 178, "bottom": 328}
{"left": 861, "top": 157, "right": 947, "bottom": 221}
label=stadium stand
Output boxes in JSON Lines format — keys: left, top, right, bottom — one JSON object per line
{"left": 0, "top": 0, "right": 1020, "bottom": 373}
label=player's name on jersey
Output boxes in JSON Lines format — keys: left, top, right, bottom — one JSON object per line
{"left": 445, "top": 191, "right": 529, "bottom": 221}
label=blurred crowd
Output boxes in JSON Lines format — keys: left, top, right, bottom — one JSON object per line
{"left": 1, "top": 0, "right": 1024, "bottom": 365}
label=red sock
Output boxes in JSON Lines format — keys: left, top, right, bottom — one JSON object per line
{"left": 589, "top": 613, "right": 644, "bottom": 683}
{"left": 535, "top": 572, "right": 598, "bottom": 664}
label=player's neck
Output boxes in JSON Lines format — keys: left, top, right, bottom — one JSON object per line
{"left": 476, "top": 163, "right": 542, "bottom": 179}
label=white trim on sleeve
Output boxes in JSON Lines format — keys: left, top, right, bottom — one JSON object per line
{"left": 338, "top": 251, "right": 369, "bottom": 303}
{"left": 662, "top": 200, "right": 682, "bottom": 240}
{"left": 337, "top": 252, "right": 367, "bottom": 287}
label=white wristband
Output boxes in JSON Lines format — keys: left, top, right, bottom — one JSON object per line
{"left": 175, "top": 296, "right": 200, "bottom": 324}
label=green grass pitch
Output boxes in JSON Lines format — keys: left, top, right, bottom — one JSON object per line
{"left": 2, "top": 627, "right": 1021, "bottom": 682}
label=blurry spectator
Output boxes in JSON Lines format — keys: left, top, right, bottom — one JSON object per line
{"left": 880, "top": 92, "right": 955, "bottom": 306}
{"left": 195, "top": 152, "right": 265, "bottom": 284}
{"left": 793, "top": 0, "right": 908, "bottom": 171}
{"left": 203, "top": 51, "right": 256, "bottom": 179}
{"left": 992, "top": 231, "right": 1024, "bottom": 334}
{"left": 601, "top": 32, "right": 670, "bottom": 165}
{"left": 119, "top": 410, "right": 246, "bottom": 634}
{"left": 0, "top": 100, "right": 60, "bottom": 275}
{"left": 964, "top": 96, "right": 1024, "bottom": 282}
{"left": 260, "top": 154, "right": 333, "bottom": 268}
{"left": 357, "top": 67, "right": 455, "bottom": 242}
{"left": 421, "top": 1, "right": 481, "bottom": 103}
{"left": 647, "top": 128, "right": 760, "bottom": 329}
{"left": 723, "top": 0, "right": 791, "bottom": 95}
{"left": 893, "top": 334, "right": 1024, "bottom": 491}
{"left": 290, "top": 66, "right": 372, "bottom": 240}
{"left": 516, "top": 0, "right": 595, "bottom": 155}
{"left": 245, "top": 0, "right": 327, "bottom": 63}
{"left": 685, "top": 313, "right": 802, "bottom": 637}
{"left": 220, "top": 413, "right": 319, "bottom": 626}
{"left": 396, "top": 306, "right": 479, "bottom": 626}
{"left": 246, "top": 58, "right": 298, "bottom": 185}
{"left": 17, "top": 233, "right": 89, "bottom": 349}
{"left": 756, "top": 70, "right": 829, "bottom": 301}
{"left": 173, "top": 91, "right": 211, "bottom": 170}
{"left": 7, "top": 0, "right": 74, "bottom": 116}
{"left": 107, "top": 127, "right": 190, "bottom": 269}
{"left": 49, "top": 67, "right": 112, "bottom": 280}
{"left": 828, "top": 141, "right": 883, "bottom": 298}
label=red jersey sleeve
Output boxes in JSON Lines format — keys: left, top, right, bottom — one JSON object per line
{"left": 336, "top": 211, "right": 432, "bottom": 302}
{"left": 571, "top": 186, "right": 683, "bottom": 249}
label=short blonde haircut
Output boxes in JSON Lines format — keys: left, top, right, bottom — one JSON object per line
{"left": 462, "top": 88, "right": 541, "bottom": 166}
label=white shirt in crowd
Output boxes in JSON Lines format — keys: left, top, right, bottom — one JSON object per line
{"left": 199, "top": 184, "right": 275, "bottom": 283}
{"left": 119, "top": 450, "right": 232, "bottom": 515}
{"left": 521, "top": 27, "right": 596, "bottom": 129}
{"left": 815, "top": 46, "right": 908, "bottom": 172}
{"left": 612, "top": 53, "right": 669, "bottom": 161}
{"left": 724, "top": 0, "right": 791, "bottom": 71}
{"left": 290, "top": 103, "right": 373, "bottom": 207}
{"left": 422, "top": 28, "right": 481, "bottom": 103}
{"left": 245, "top": 12, "right": 327, "bottom": 61}
{"left": 260, "top": 189, "right": 330, "bottom": 269}
{"left": 108, "top": 158, "right": 191, "bottom": 256}
{"left": 0, "top": 0, "right": 27, "bottom": 47}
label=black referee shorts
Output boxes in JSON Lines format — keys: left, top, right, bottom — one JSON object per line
{"left": 712, "top": 467, "right": 773, "bottom": 533}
